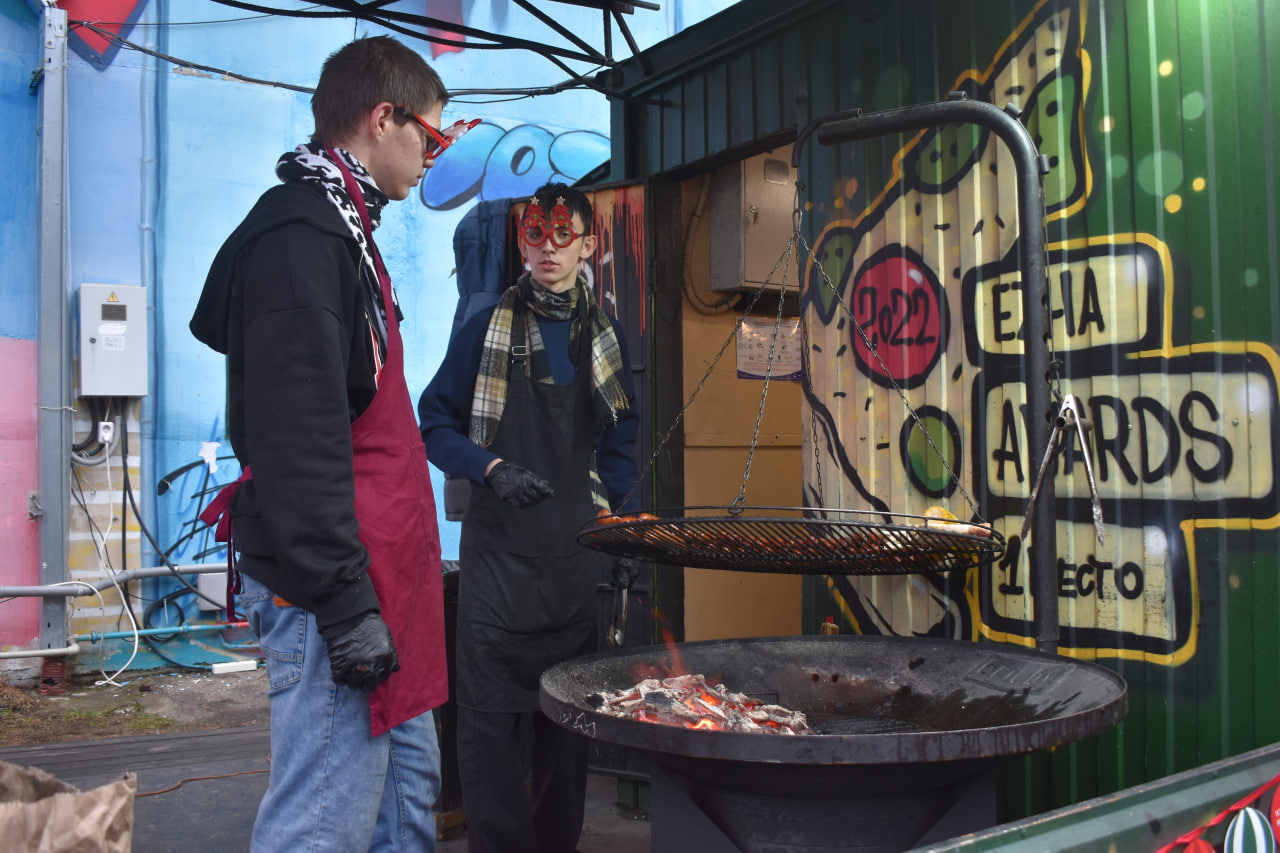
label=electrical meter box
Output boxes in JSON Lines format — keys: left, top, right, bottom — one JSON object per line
{"left": 709, "top": 147, "right": 797, "bottom": 294}
{"left": 77, "top": 283, "right": 149, "bottom": 397}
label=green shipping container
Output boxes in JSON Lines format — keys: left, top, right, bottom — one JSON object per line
{"left": 610, "top": 0, "right": 1280, "bottom": 825}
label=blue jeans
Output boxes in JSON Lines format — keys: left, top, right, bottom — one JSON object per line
{"left": 241, "top": 574, "right": 440, "bottom": 852}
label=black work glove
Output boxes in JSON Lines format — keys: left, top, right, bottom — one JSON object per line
{"left": 485, "top": 460, "right": 555, "bottom": 509}
{"left": 612, "top": 557, "right": 645, "bottom": 589}
{"left": 324, "top": 612, "right": 400, "bottom": 691}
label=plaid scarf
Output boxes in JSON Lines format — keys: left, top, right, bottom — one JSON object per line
{"left": 469, "top": 272, "right": 630, "bottom": 448}
{"left": 275, "top": 143, "right": 394, "bottom": 359}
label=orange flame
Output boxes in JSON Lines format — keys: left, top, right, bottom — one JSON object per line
{"left": 629, "top": 607, "right": 688, "bottom": 683}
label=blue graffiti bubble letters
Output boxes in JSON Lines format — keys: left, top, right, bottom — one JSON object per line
{"left": 422, "top": 123, "right": 609, "bottom": 211}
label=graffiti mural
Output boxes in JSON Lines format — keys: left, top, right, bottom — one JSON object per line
{"left": 0, "top": 0, "right": 739, "bottom": 664}
{"left": 802, "top": 0, "right": 1279, "bottom": 666}
{"left": 421, "top": 123, "right": 609, "bottom": 210}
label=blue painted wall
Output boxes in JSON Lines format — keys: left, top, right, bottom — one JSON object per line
{"left": 0, "top": 0, "right": 39, "bottom": 655}
{"left": 0, "top": 0, "right": 37, "bottom": 340}
{"left": 0, "top": 1, "right": 734, "bottom": 652}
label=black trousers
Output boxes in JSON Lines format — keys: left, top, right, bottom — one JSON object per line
{"left": 456, "top": 706, "right": 590, "bottom": 853}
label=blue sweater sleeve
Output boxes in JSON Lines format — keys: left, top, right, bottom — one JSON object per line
{"left": 417, "top": 310, "right": 501, "bottom": 485}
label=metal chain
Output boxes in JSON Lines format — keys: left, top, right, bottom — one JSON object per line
{"left": 621, "top": 251, "right": 783, "bottom": 513}
{"left": 627, "top": 165, "right": 1024, "bottom": 526}
{"left": 731, "top": 231, "right": 796, "bottom": 512}
{"left": 806, "top": 326, "right": 824, "bottom": 501}
{"left": 792, "top": 216, "right": 986, "bottom": 523}
{"left": 792, "top": 189, "right": 825, "bottom": 505}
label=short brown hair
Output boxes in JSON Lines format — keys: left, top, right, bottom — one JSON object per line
{"left": 531, "top": 183, "right": 594, "bottom": 236}
{"left": 311, "top": 36, "right": 448, "bottom": 144}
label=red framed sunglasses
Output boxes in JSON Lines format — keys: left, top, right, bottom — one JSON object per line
{"left": 397, "top": 109, "right": 481, "bottom": 159}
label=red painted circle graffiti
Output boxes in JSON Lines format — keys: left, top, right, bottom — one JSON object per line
{"left": 849, "top": 248, "right": 947, "bottom": 388}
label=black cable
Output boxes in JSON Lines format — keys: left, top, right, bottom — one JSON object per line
{"left": 141, "top": 588, "right": 249, "bottom": 671}
{"left": 205, "top": 0, "right": 607, "bottom": 64}
{"left": 144, "top": 589, "right": 192, "bottom": 643}
{"left": 159, "top": 460, "right": 231, "bottom": 564}
{"left": 120, "top": 417, "right": 226, "bottom": 610}
{"left": 70, "top": 468, "right": 115, "bottom": 573}
{"left": 512, "top": 0, "right": 607, "bottom": 64}
{"left": 156, "top": 454, "right": 237, "bottom": 495}
{"left": 113, "top": 399, "right": 131, "bottom": 622}
{"left": 71, "top": 462, "right": 130, "bottom": 633}
{"left": 69, "top": 465, "right": 165, "bottom": 608}
{"left": 72, "top": 19, "right": 601, "bottom": 102}
{"left": 82, "top": 7, "right": 317, "bottom": 27}
{"left": 200, "top": 0, "right": 618, "bottom": 94}
{"left": 71, "top": 397, "right": 103, "bottom": 453}
{"left": 72, "top": 21, "right": 316, "bottom": 94}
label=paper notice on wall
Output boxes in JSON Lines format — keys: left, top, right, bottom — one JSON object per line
{"left": 737, "top": 316, "right": 803, "bottom": 381}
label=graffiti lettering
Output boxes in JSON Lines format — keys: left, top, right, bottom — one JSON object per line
{"left": 968, "top": 241, "right": 1165, "bottom": 357}
{"left": 1084, "top": 392, "right": 1232, "bottom": 486}
{"left": 849, "top": 245, "right": 947, "bottom": 388}
{"left": 1058, "top": 557, "right": 1144, "bottom": 600}
{"left": 991, "top": 281, "right": 1020, "bottom": 343}
{"left": 421, "top": 123, "right": 609, "bottom": 211}
{"left": 983, "top": 519, "right": 1183, "bottom": 655}
{"left": 856, "top": 284, "right": 937, "bottom": 349}
{"left": 1054, "top": 266, "right": 1106, "bottom": 339}
{"left": 985, "top": 369, "right": 1269, "bottom": 501}
{"left": 992, "top": 399, "right": 1026, "bottom": 484}
{"left": 989, "top": 267, "right": 1108, "bottom": 343}
{"left": 996, "top": 533, "right": 1025, "bottom": 595}
{"left": 992, "top": 539, "right": 1145, "bottom": 603}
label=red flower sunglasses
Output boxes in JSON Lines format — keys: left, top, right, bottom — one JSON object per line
{"left": 397, "top": 108, "right": 481, "bottom": 159}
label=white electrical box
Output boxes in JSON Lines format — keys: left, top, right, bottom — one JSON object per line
{"left": 196, "top": 571, "right": 228, "bottom": 612}
{"left": 77, "top": 283, "right": 149, "bottom": 397}
{"left": 709, "top": 147, "right": 798, "bottom": 293}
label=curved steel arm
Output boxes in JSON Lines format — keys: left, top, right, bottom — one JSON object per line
{"left": 812, "top": 94, "right": 1058, "bottom": 652}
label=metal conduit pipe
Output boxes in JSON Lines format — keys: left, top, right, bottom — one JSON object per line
{"left": 36, "top": 5, "right": 72, "bottom": 659}
{"left": 814, "top": 94, "right": 1058, "bottom": 652}
{"left": 0, "top": 565, "right": 225, "bottom": 659}
{"left": 72, "top": 621, "right": 248, "bottom": 644}
{"left": 0, "top": 564, "right": 220, "bottom": 599}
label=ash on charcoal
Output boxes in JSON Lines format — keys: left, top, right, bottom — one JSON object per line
{"left": 591, "top": 674, "right": 811, "bottom": 735}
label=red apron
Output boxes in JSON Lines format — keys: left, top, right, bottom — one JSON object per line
{"left": 349, "top": 265, "right": 448, "bottom": 735}
{"left": 349, "top": 312, "right": 448, "bottom": 735}
{"left": 335, "top": 153, "right": 447, "bottom": 736}
{"left": 204, "top": 156, "right": 449, "bottom": 737}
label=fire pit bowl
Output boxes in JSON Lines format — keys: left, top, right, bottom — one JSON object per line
{"left": 540, "top": 635, "right": 1127, "bottom": 852}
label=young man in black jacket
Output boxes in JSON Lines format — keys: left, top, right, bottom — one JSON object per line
{"left": 191, "top": 36, "right": 454, "bottom": 851}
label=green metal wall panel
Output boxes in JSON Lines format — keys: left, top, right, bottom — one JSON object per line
{"left": 616, "top": 0, "right": 1280, "bottom": 824}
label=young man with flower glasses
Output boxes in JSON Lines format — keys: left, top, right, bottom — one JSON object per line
{"left": 191, "top": 36, "right": 462, "bottom": 852}
{"left": 418, "top": 183, "right": 642, "bottom": 852}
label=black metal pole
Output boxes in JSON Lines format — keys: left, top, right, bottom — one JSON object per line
{"left": 813, "top": 94, "right": 1058, "bottom": 653}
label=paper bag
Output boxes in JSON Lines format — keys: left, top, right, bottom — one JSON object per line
{"left": 0, "top": 759, "right": 135, "bottom": 852}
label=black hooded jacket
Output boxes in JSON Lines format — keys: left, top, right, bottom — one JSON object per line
{"left": 190, "top": 180, "right": 383, "bottom": 631}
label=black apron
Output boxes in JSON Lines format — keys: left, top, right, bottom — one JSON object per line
{"left": 456, "top": 306, "right": 599, "bottom": 712}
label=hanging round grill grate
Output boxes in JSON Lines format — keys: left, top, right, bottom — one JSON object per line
{"left": 578, "top": 507, "right": 1005, "bottom": 576}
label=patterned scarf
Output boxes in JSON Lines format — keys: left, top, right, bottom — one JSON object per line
{"left": 469, "top": 272, "right": 630, "bottom": 448}
{"left": 275, "top": 142, "right": 394, "bottom": 357}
